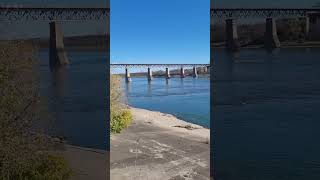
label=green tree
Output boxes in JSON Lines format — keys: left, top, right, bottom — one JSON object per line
{"left": 0, "top": 41, "right": 72, "bottom": 180}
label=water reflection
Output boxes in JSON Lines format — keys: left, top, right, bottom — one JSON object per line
{"left": 213, "top": 48, "right": 320, "bottom": 180}
{"left": 265, "top": 47, "right": 280, "bottom": 55}
{"left": 51, "top": 67, "right": 68, "bottom": 99}
{"left": 214, "top": 50, "right": 234, "bottom": 82}
{"left": 165, "top": 79, "right": 170, "bottom": 95}
{"left": 124, "top": 77, "right": 210, "bottom": 127}
{"left": 39, "top": 51, "right": 108, "bottom": 150}
{"left": 192, "top": 77, "right": 196, "bottom": 88}
{"left": 147, "top": 81, "right": 152, "bottom": 97}
{"left": 48, "top": 66, "right": 68, "bottom": 138}
{"left": 125, "top": 81, "right": 131, "bottom": 96}
{"left": 180, "top": 78, "right": 184, "bottom": 89}
{"left": 165, "top": 78, "right": 170, "bottom": 85}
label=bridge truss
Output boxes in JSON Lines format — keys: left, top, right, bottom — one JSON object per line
{"left": 110, "top": 64, "right": 210, "bottom": 69}
{"left": 211, "top": 8, "right": 320, "bottom": 18}
{"left": 0, "top": 7, "right": 109, "bottom": 21}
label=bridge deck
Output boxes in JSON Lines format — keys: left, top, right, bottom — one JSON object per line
{"left": 211, "top": 8, "right": 320, "bottom": 18}
{"left": 110, "top": 64, "right": 210, "bottom": 68}
{"left": 0, "top": 7, "right": 109, "bottom": 21}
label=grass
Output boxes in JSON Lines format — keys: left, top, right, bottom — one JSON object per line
{"left": 110, "top": 75, "right": 132, "bottom": 133}
{"left": 0, "top": 41, "right": 72, "bottom": 180}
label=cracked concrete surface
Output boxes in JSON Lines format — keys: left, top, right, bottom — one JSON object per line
{"left": 60, "top": 145, "right": 108, "bottom": 180}
{"left": 111, "top": 108, "right": 210, "bottom": 180}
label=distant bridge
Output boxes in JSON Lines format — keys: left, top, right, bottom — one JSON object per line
{"left": 111, "top": 64, "right": 210, "bottom": 82}
{"left": 110, "top": 64, "right": 210, "bottom": 68}
{"left": 0, "top": 7, "right": 109, "bottom": 70}
{"left": 211, "top": 8, "right": 320, "bottom": 18}
{"left": 211, "top": 8, "right": 320, "bottom": 51}
{"left": 0, "top": 7, "right": 108, "bottom": 21}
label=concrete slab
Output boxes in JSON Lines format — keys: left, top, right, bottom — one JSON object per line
{"left": 111, "top": 108, "right": 210, "bottom": 180}
{"left": 61, "top": 145, "right": 109, "bottom": 180}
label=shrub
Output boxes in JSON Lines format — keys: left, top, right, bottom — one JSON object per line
{"left": 0, "top": 41, "right": 72, "bottom": 179}
{"left": 8, "top": 154, "right": 72, "bottom": 180}
{"left": 111, "top": 109, "right": 132, "bottom": 133}
{"left": 110, "top": 75, "right": 132, "bottom": 133}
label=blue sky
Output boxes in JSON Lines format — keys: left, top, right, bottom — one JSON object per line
{"left": 0, "top": 0, "right": 108, "bottom": 7}
{"left": 110, "top": 0, "right": 210, "bottom": 64}
{"left": 213, "top": 0, "right": 320, "bottom": 8}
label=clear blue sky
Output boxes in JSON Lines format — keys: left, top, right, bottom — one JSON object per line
{"left": 110, "top": 0, "right": 210, "bottom": 64}
{"left": 212, "top": 0, "right": 319, "bottom": 8}
{"left": 0, "top": 0, "right": 108, "bottom": 7}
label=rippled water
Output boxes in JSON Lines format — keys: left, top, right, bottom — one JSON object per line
{"left": 213, "top": 48, "right": 320, "bottom": 180}
{"left": 123, "top": 76, "right": 210, "bottom": 128}
{"left": 39, "top": 51, "right": 108, "bottom": 150}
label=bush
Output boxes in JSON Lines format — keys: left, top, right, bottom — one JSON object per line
{"left": 0, "top": 41, "right": 72, "bottom": 180}
{"left": 8, "top": 154, "right": 72, "bottom": 180}
{"left": 110, "top": 75, "right": 132, "bottom": 133}
{"left": 111, "top": 109, "right": 132, "bottom": 133}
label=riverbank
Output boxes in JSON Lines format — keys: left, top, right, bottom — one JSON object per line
{"left": 55, "top": 144, "right": 108, "bottom": 180}
{"left": 212, "top": 41, "right": 320, "bottom": 49}
{"left": 0, "top": 35, "right": 109, "bottom": 52}
{"left": 110, "top": 107, "right": 210, "bottom": 180}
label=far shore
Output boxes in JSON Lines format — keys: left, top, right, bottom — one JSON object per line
{"left": 116, "top": 74, "right": 210, "bottom": 78}
{"left": 212, "top": 41, "right": 320, "bottom": 49}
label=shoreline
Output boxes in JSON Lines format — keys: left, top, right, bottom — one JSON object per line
{"left": 59, "top": 145, "right": 108, "bottom": 180}
{"left": 128, "top": 106, "right": 210, "bottom": 142}
{"left": 111, "top": 106, "right": 210, "bottom": 179}
{"left": 212, "top": 41, "right": 320, "bottom": 49}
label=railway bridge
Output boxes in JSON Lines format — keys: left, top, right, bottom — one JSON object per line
{"left": 0, "top": 7, "right": 109, "bottom": 69}
{"left": 211, "top": 8, "right": 320, "bottom": 50}
{"left": 111, "top": 64, "right": 210, "bottom": 82}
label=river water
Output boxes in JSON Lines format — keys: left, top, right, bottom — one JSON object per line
{"left": 123, "top": 76, "right": 210, "bottom": 128}
{"left": 213, "top": 48, "right": 320, "bottom": 180}
{"left": 39, "top": 50, "right": 108, "bottom": 150}
{"left": 38, "top": 50, "right": 210, "bottom": 150}
{"left": 37, "top": 47, "right": 320, "bottom": 179}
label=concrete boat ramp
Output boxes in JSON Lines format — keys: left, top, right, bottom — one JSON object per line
{"left": 110, "top": 108, "right": 210, "bottom": 180}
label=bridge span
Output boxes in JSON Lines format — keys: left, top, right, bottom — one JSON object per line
{"left": 0, "top": 7, "right": 109, "bottom": 70}
{"left": 211, "top": 8, "right": 320, "bottom": 18}
{"left": 111, "top": 64, "right": 210, "bottom": 82}
{"left": 211, "top": 8, "right": 320, "bottom": 50}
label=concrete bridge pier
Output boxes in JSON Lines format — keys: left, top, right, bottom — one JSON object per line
{"left": 193, "top": 66, "right": 198, "bottom": 78}
{"left": 225, "top": 19, "right": 240, "bottom": 51}
{"left": 306, "top": 12, "right": 320, "bottom": 40}
{"left": 165, "top": 67, "right": 170, "bottom": 79}
{"left": 125, "top": 68, "right": 131, "bottom": 82}
{"left": 305, "top": 16, "right": 310, "bottom": 39}
{"left": 49, "top": 21, "right": 69, "bottom": 69}
{"left": 264, "top": 18, "right": 280, "bottom": 49}
{"left": 147, "top": 67, "right": 153, "bottom": 81}
{"left": 203, "top": 66, "right": 208, "bottom": 73}
{"left": 180, "top": 67, "right": 185, "bottom": 78}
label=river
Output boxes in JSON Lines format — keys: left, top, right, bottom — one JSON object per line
{"left": 39, "top": 50, "right": 108, "bottom": 150}
{"left": 37, "top": 47, "right": 320, "bottom": 180}
{"left": 213, "top": 48, "right": 320, "bottom": 180}
{"left": 123, "top": 76, "right": 210, "bottom": 128}
{"left": 38, "top": 50, "right": 210, "bottom": 151}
